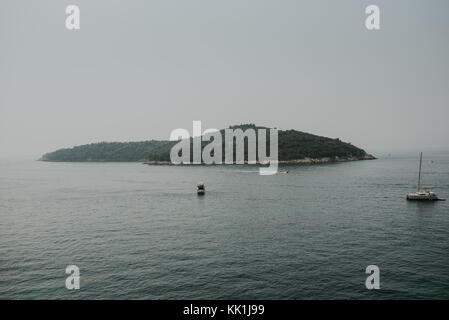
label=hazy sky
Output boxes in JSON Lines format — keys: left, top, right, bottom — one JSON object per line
{"left": 1, "top": 0, "right": 448, "bottom": 158}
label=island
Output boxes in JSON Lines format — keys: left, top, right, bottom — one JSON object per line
{"left": 40, "top": 124, "right": 375, "bottom": 164}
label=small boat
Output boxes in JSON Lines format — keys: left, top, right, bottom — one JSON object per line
{"left": 279, "top": 169, "right": 289, "bottom": 174}
{"left": 406, "top": 153, "right": 445, "bottom": 201}
{"left": 197, "top": 183, "right": 205, "bottom": 195}
{"left": 406, "top": 188, "right": 443, "bottom": 200}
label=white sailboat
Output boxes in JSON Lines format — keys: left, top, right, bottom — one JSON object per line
{"left": 406, "top": 152, "right": 445, "bottom": 201}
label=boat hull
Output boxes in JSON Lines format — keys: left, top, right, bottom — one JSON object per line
{"left": 406, "top": 194, "right": 445, "bottom": 201}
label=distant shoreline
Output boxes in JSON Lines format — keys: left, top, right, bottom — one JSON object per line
{"left": 39, "top": 154, "right": 377, "bottom": 165}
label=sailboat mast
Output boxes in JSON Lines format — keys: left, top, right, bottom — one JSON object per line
{"left": 418, "top": 152, "right": 422, "bottom": 191}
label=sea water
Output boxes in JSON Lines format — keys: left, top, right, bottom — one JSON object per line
{"left": 0, "top": 153, "right": 448, "bottom": 299}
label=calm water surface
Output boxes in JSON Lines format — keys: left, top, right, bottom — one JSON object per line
{"left": 0, "top": 154, "right": 448, "bottom": 299}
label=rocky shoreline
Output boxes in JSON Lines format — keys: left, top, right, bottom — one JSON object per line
{"left": 143, "top": 154, "right": 376, "bottom": 165}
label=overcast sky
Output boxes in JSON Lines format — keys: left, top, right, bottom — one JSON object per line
{"left": 1, "top": 0, "right": 448, "bottom": 158}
